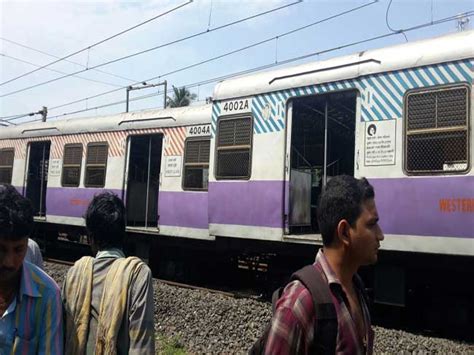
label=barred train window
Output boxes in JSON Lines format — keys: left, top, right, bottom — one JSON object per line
{"left": 216, "top": 116, "right": 252, "bottom": 179}
{"left": 405, "top": 86, "right": 469, "bottom": 174}
{"left": 85, "top": 142, "right": 108, "bottom": 187}
{"left": 0, "top": 149, "right": 14, "bottom": 184}
{"left": 183, "top": 138, "right": 210, "bottom": 190}
{"left": 62, "top": 144, "right": 83, "bottom": 187}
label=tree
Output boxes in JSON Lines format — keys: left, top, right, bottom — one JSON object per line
{"left": 166, "top": 86, "right": 197, "bottom": 107}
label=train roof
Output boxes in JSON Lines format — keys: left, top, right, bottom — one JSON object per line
{"left": 213, "top": 30, "right": 474, "bottom": 100}
{"left": 0, "top": 104, "right": 212, "bottom": 139}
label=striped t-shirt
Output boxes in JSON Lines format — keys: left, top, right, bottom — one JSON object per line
{"left": 0, "top": 261, "right": 63, "bottom": 355}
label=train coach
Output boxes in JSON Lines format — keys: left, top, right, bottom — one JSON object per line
{"left": 207, "top": 29, "right": 474, "bottom": 328}
{"left": 0, "top": 30, "right": 473, "bottom": 332}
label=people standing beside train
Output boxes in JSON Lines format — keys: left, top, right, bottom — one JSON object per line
{"left": 0, "top": 184, "right": 63, "bottom": 354}
{"left": 61, "top": 192, "right": 155, "bottom": 355}
{"left": 25, "top": 238, "right": 44, "bottom": 269}
{"left": 257, "top": 175, "right": 384, "bottom": 354}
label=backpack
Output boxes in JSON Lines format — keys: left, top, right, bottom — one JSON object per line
{"left": 249, "top": 264, "right": 338, "bottom": 355}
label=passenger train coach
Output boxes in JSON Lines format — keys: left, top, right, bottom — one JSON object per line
{"left": 1, "top": 30, "right": 473, "bottom": 327}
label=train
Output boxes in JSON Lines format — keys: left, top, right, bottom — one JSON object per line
{"left": 1, "top": 29, "right": 473, "bottom": 335}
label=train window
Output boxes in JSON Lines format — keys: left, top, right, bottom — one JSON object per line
{"left": 0, "top": 148, "right": 14, "bottom": 184}
{"left": 62, "top": 144, "right": 83, "bottom": 187}
{"left": 183, "top": 138, "right": 210, "bottom": 190}
{"left": 216, "top": 116, "right": 252, "bottom": 179}
{"left": 405, "top": 85, "right": 470, "bottom": 174}
{"left": 85, "top": 142, "right": 108, "bottom": 187}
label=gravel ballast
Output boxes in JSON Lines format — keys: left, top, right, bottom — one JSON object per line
{"left": 45, "top": 261, "right": 474, "bottom": 354}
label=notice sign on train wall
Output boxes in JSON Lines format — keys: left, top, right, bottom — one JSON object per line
{"left": 49, "top": 159, "right": 62, "bottom": 176}
{"left": 164, "top": 155, "right": 182, "bottom": 177}
{"left": 364, "top": 120, "right": 396, "bottom": 166}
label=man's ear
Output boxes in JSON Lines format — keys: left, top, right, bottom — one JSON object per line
{"left": 336, "top": 219, "right": 351, "bottom": 247}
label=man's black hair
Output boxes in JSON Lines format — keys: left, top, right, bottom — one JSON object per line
{"left": 317, "top": 175, "right": 375, "bottom": 246}
{"left": 85, "top": 192, "right": 126, "bottom": 249}
{"left": 0, "top": 184, "right": 34, "bottom": 240}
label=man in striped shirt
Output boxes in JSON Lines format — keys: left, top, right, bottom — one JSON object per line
{"left": 0, "top": 184, "right": 63, "bottom": 354}
{"left": 264, "top": 176, "right": 384, "bottom": 354}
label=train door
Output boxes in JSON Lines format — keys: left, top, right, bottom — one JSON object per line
{"left": 126, "top": 134, "right": 163, "bottom": 227}
{"left": 287, "top": 90, "right": 357, "bottom": 234}
{"left": 26, "top": 141, "right": 51, "bottom": 217}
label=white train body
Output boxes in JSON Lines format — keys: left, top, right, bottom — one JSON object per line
{"left": 0, "top": 30, "right": 472, "bottom": 260}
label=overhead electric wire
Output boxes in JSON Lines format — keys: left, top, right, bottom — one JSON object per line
{"left": 385, "top": 0, "right": 408, "bottom": 41}
{"left": 7, "top": 0, "right": 376, "bottom": 116}
{"left": 1, "top": 52, "right": 123, "bottom": 87}
{"left": 0, "top": 36, "right": 137, "bottom": 83}
{"left": 0, "top": 0, "right": 192, "bottom": 87}
{"left": 33, "top": 10, "right": 474, "bottom": 122}
{"left": 0, "top": 0, "right": 302, "bottom": 98}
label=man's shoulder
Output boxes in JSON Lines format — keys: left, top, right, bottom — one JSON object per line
{"left": 277, "top": 279, "right": 315, "bottom": 316}
{"left": 24, "top": 261, "right": 60, "bottom": 295}
{"left": 127, "top": 257, "right": 153, "bottom": 282}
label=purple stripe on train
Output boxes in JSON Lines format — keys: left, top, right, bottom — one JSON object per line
{"left": 45, "top": 187, "right": 209, "bottom": 230}
{"left": 369, "top": 176, "right": 474, "bottom": 239}
{"left": 158, "top": 191, "right": 208, "bottom": 229}
{"left": 46, "top": 187, "right": 122, "bottom": 218}
{"left": 208, "top": 180, "right": 285, "bottom": 228}
{"left": 208, "top": 177, "right": 473, "bottom": 238}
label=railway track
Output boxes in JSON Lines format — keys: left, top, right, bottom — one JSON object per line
{"left": 42, "top": 258, "right": 474, "bottom": 353}
{"left": 44, "top": 257, "right": 253, "bottom": 300}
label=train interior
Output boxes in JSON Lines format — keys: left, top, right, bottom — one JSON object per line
{"left": 126, "top": 134, "right": 163, "bottom": 228}
{"left": 289, "top": 89, "right": 357, "bottom": 234}
{"left": 26, "top": 141, "right": 51, "bottom": 217}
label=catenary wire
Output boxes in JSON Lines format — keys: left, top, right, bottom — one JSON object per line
{"left": 0, "top": 0, "right": 303, "bottom": 98}
{"left": 0, "top": 1, "right": 192, "bottom": 87}
{"left": 40, "top": 10, "right": 474, "bottom": 121}
{"left": 0, "top": 36, "right": 137, "bottom": 83}
{"left": 3, "top": 0, "right": 376, "bottom": 117}
{"left": 1, "top": 53, "right": 123, "bottom": 87}
{"left": 385, "top": 0, "right": 409, "bottom": 42}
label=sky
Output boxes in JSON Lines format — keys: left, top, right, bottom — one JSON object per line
{"left": 0, "top": 0, "right": 472, "bottom": 123}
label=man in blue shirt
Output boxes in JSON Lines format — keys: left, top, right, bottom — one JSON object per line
{"left": 0, "top": 184, "right": 63, "bottom": 354}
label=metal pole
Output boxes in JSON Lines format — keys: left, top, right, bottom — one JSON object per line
{"left": 126, "top": 87, "right": 130, "bottom": 112}
{"left": 323, "top": 99, "right": 328, "bottom": 186}
{"left": 39, "top": 144, "right": 46, "bottom": 216}
{"left": 145, "top": 137, "right": 152, "bottom": 227}
{"left": 41, "top": 106, "right": 47, "bottom": 122}
{"left": 163, "top": 80, "right": 167, "bottom": 108}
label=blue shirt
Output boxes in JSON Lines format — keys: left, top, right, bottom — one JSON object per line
{"left": 0, "top": 261, "right": 63, "bottom": 355}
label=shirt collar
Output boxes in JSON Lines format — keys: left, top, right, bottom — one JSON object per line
{"left": 315, "top": 249, "right": 341, "bottom": 285}
{"left": 95, "top": 248, "right": 125, "bottom": 259}
{"left": 18, "top": 261, "right": 41, "bottom": 301}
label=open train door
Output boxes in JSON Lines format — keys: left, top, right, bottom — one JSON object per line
{"left": 287, "top": 90, "right": 357, "bottom": 234}
{"left": 126, "top": 134, "right": 163, "bottom": 228}
{"left": 26, "top": 141, "right": 51, "bottom": 217}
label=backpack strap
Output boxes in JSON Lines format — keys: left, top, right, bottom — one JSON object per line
{"left": 291, "top": 265, "right": 338, "bottom": 355}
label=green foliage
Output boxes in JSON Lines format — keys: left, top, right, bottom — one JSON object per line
{"left": 156, "top": 334, "right": 187, "bottom": 355}
{"left": 166, "top": 86, "right": 197, "bottom": 108}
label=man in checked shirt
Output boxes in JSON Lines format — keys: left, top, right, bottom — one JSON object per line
{"left": 264, "top": 175, "right": 384, "bottom": 354}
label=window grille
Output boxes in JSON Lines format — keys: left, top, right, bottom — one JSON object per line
{"left": 62, "top": 144, "right": 83, "bottom": 187}
{"left": 405, "top": 86, "right": 469, "bottom": 174}
{"left": 183, "top": 138, "right": 210, "bottom": 190}
{"left": 216, "top": 116, "right": 252, "bottom": 179}
{"left": 85, "top": 143, "right": 108, "bottom": 187}
{"left": 0, "top": 149, "right": 14, "bottom": 184}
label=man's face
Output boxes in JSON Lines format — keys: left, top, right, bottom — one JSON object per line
{"left": 348, "top": 199, "right": 384, "bottom": 266}
{"left": 0, "top": 237, "right": 28, "bottom": 283}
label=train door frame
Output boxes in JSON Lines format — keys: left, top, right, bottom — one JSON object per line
{"left": 124, "top": 133, "right": 163, "bottom": 228}
{"left": 285, "top": 89, "right": 359, "bottom": 235}
{"left": 25, "top": 141, "right": 51, "bottom": 217}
